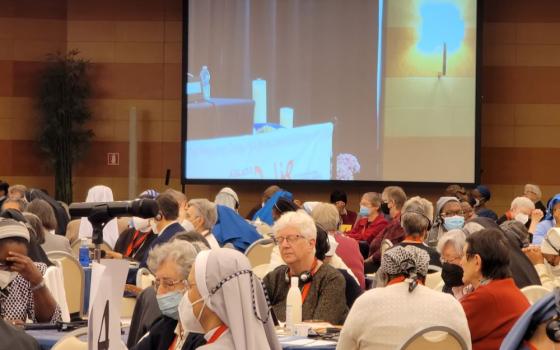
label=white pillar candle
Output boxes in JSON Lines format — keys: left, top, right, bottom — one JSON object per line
{"left": 279, "top": 107, "right": 294, "bottom": 128}
{"left": 252, "top": 79, "right": 267, "bottom": 125}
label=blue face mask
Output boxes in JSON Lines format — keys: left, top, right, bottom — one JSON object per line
{"left": 359, "top": 206, "right": 371, "bottom": 217}
{"left": 443, "top": 215, "right": 465, "bottom": 231}
{"left": 156, "top": 291, "right": 184, "bottom": 320}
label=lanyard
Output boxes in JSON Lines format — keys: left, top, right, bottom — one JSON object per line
{"left": 125, "top": 230, "right": 148, "bottom": 257}
{"left": 300, "top": 259, "right": 318, "bottom": 304}
{"left": 207, "top": 325, "right": 228, "bottom": 344}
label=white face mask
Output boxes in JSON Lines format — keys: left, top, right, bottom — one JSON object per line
{"left": 132, "top": 217, "right": 151, "bottom": 232}
{"left": 151, "top": 220, "right": 160, "bottom": 235}
{"left": 178, "top": 294, "right": 206, "bottom": 333}
{"left": 514, "top": 213, "right": 529, "bottom": 225}
{"left": 181, "top": 219, "right": 195, "bottom": 232}
{"left": 0, "top": 270, "right": 18, "bottom": 289}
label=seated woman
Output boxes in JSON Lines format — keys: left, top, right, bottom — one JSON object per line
{"left": 397, "top": 196, "right": 441, "bottom": 267}
{"left": 523, "top": 227, "right": 560, "bottom": 290}
{"left": 460, "top": 228, "right": 530, "bottom": 350}
{"left": 337, "top": 245, "right": 470, "bottom": 350}
{"left": 263, "top": 210, "right": 348, "bottom": 325}
{"left": 0, "top": 218, "right": 61, "bottom": 324}
{"left": 437, "top": 229, "right": 471, "bottom": 300}
{"left": 132, "top": 239, "right": 206, "bottom": 350}
{"left": 345, "top": 192, "right": 387, "bottom": 244}
{"left": 180, "top": 248, "right": 280, "bottom": 349}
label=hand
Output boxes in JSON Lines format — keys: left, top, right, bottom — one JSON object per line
{"left": 6, "top": 251, "right": 43, "bottom": 286}
{"left": 522, "top": 246, "right": 545, "bottom": 265}
{"left": 124, "top": 284, "right": 143, "bottom": 296}
{"left": 293, "top": 199, "right": 303, "bottom": 208}
{"left": 531, "top": 209, "right": 544, "bottom": 222}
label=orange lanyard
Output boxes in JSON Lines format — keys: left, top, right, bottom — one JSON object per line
{"left": 125, "top": 230, "right": 148, "bottom": 257}
{"left": 299, "top": 259, "right": 318, "bottom": 304}
{"left": 207, "top": 325, "right": 228, "bottom": 344}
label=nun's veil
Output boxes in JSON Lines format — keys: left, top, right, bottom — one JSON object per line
{"left": 194, "top": 248, "right": 281, "bottom": 350}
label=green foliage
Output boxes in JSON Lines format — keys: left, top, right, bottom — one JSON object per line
{"left": 37, "top": 50, "right": 94, "bottom": 203}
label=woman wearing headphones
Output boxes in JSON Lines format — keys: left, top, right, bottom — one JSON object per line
{"left": 263, "top": 210, "right": 348, "bottom": 325}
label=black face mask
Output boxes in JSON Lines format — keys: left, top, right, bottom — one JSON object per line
{"left": 441, "top": 263, "right": 464, "bottom": 287}
{"left": 380, "top": 202, "right": 390, "bottom": 215}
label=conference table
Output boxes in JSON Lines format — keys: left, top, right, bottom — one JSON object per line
{"left": 28, "top": 328, "right": 337, "bottom": 350}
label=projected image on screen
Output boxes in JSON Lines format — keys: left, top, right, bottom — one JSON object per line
{"left": 184, "top": 0, "right": 478, "bottom": 183}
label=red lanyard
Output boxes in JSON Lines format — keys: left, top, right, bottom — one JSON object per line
{"left": 300, "top": 259, "right": 318, "bottom": 304}
{"left": 207, "top": 325, "right": 228, "bottom": 344}
{"left": 125, "top": 230, "right": 148, "bottom": 257}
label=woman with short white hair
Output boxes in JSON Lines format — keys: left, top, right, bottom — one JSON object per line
{"left": 263, "top": 210, "right": 348, "bottom": 325}
{"left": 497, "top": 196, "right": 543, "bottom": 234}
{"left": 437, "top": 229, "right": 471, "bottom": 300}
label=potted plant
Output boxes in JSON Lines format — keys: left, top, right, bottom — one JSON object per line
{"left": 37, "top": 50, "right": 94, "bottom": 203}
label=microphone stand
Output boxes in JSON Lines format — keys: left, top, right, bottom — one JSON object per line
{"left": 87, "top": 205, "right": 113, "bottom": 263}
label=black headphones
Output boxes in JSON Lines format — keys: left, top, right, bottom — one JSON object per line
{"left": 284, "top": 259, "right": 317, "bottom": 284}
{"left": 546, "top": 288, "right": 560, "bottom": 342}
{"left": 401, "top": 208, "right": 432, "bottom": 231}
{"left": 285, "top": 269, "right": 313, "bottom": 284}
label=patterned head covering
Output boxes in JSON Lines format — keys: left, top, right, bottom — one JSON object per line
{"left": 139, "top": 189, "right": 159, "bottom": 200}
{"left": 379, "top": 245, "right": 430, "bottom": 292}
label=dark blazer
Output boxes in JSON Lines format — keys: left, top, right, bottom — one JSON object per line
{"left": 131, "top": 316, "right": 206, "bottom": 350}
{"left": 140, "top": 222, "right": 185, "bottom": 268}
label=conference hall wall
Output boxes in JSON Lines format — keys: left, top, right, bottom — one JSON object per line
{"left": 1, "top": 0, "right": 560, "bottom": 218}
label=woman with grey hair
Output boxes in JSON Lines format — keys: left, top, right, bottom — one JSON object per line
{"left": 263, "top": 210, "right": 348, "bottom": 325}
{"left": 132, "top": 240, "right": 206, "bottom": 350}
{"left": 186, "top": 199, "right": 220, "bottom": 249}
{"left": 337, "top": 245, "right": 471, "bottom": 350}
{"left": 437, "top": 229, "right": 471, "bottom": 300}
{"left": 398, "top": 196, "right": 441, "bottom": 267}
{"left": 214, "top": 187, "right": 239, "bottom": 212}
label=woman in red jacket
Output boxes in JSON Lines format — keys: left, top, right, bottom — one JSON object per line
{"left": 460, "top": 228, "right": 530, "bottom": 350}
{"left": 345, "top": 192, "right": 388, "bottom": 244}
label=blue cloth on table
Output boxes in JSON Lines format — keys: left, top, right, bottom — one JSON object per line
{"left": 252, "top": 190, "right": 293, "bottom": 225}
{"left": 213, "top": 205, "right": 261, "bottom": 252}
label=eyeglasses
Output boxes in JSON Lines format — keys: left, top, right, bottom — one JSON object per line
{"left": 153, "top": 278, "right": 187, "bottom": 291}
{"left": 274, "top": 235, "right": 304, "bottom": 245}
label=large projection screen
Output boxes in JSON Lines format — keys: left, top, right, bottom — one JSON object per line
{"left": 182, "top": 0, "right": 480, "bottom": 183}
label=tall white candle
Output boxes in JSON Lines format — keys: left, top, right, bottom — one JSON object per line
{"left": 252, "top": 79, "right": 267, "bottom": 125}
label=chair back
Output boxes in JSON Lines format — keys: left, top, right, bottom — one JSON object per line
{"left": 380, "top": 239, "right": 393, "bottom": 255}
{"left": 252, "top": 264, "right": 271, "bottom": 279}
{"left": 521, "top": 285, "right": 552, "bottom": 304}
{"left": 47, "top": 251, "right": 85, "bottom": 316}
{"left": 44, "top": 265, "right": 71, "bottom": 322}
{"left": 121, "top": 296, "right": 137, "bottom": 318}
{"left": 400, "top": 325, "right": 468, "bottom": 350}
{"left": 245, "top": 238, "right": 275, "bottom": 267}
{"left": 136, "top": 267, "right": 156, "bottom": 290}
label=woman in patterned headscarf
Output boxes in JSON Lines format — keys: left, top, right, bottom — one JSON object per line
{"left": 337, "top": 245, "right": 471, "bottom": 350}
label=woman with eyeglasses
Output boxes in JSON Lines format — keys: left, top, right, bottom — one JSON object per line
{"left": 460, "top": 228, "right": 530, "bottom": 350}
{"left": 263, "top": 210, "right": 348, "bottom": 325}
{"left": 132, "top": 240, "right": 206, "bottom": 350}
{"left": 179, "top": 247, "right": 281, "bottom": 349}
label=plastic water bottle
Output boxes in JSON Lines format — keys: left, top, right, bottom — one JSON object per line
{"left": 286, "top": 276, "right": 302, "bottom": 334}
{"left": 79, "top": 238, "right": 90, "bottom": 267}
{"left": 200, "top": 66, "right": 211, "bottom": 100}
